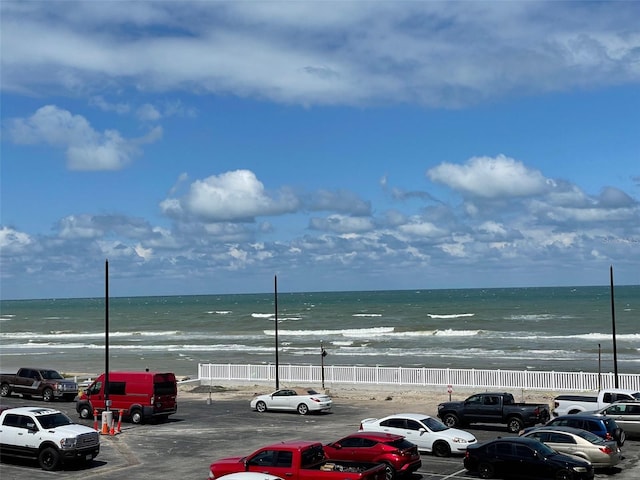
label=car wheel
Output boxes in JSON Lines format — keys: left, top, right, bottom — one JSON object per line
{"left": 507, "top": 416, "right": 524, "bottom": 433}
{"left": 42, "top": 388, "right": 54, "bottom": 402}
{"left": 79, "top": 405, "right": 93, "bottom": 420}
{"left": 555, "top": 469, "right": 574, "bottom": 480}
{"left": 432, "top": 440, "right": 451, "bottom": 457}
{"left": 442, "top": 413, "right": 459, "bottom": 428}
{"left": 0, "top": 383, "right": 10, "bottom": 397}
{"left": 382, "top": 462, "right": 395, "bottom": 480}
{"left": 615, "top": 428, "right": 625, "bottom": 447}
{"left": 131, "top": 408, "right": 143, "bottom": 424}
{"left": 38, "top": 446, "right": 61, "bottom": 471}
{"left": 478, "top": 462, "right": 494, "bottom": 479}
{"left": 297, "top": 403, "right": 309, "bottom": 415}
{"left": 256, "top": 401, "right": 267, "bottom": 413}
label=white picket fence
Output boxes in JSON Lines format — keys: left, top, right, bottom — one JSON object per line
{"left": 197, "top": 363, "right": 640, "bottom": 393}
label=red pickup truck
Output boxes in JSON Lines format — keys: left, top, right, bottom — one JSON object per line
{"left": 208, "top": 441, "right": 387, "bottom": 480}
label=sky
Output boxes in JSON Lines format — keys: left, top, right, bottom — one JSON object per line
{"left": 1, "top": 1, "right": 639, "bottom": 300}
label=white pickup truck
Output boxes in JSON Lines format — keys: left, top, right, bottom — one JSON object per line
{"left": 552, "top": 388, "right": 640, "bottom": 417}
{"left": 0, "top": 406, "right": 100, "bottom": 471}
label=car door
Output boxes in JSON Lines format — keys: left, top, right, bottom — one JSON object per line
{"left": 328, "top": 436, "right": 369, "bottom": 462}
{"left": 0, "top": 413, "right": 38, "bottom": 456}
{"left": 269, "top": 390, "right": 292, "bottom": 411}
{"left": 544, "top": 431, "right": 577, "bottom": 457}
{"left": 390, "top": 419, "right": 432, "bottom": 451}
{"left": 604, "top": 404, "right": 640, "bottom": 435}
{"left": 462, "top": 394, "right": 485, "bottom": 422}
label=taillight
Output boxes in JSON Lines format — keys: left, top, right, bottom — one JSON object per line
{"left": 600, "top": 446, "right": 613, "bottom": 454}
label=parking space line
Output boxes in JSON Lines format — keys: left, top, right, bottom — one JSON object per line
{"left": 441, "top": 468, "right": 467, "bottom": 479}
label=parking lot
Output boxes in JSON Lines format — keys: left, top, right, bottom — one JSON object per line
{"left": 1, "top": 391, "right": 639, "bottom": 479}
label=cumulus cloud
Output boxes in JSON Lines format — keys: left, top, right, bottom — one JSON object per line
{"left": 163, "top": 170, "right": 300, "bottom": 222}
{"left": 427, "top": 154, "right": 550, "bottom": 199}
{"left": 6, "top": 105, "right": 162, "bottom": 170}
{"left": 0, "top": 226, "right": 33, "bottom": 254}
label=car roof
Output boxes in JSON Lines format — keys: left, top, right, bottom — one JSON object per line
{"left": 2, "top": 406, "right": 61, "bottom": 416}
{"left": 525, "top": 426, "right": 590, "bottom": 436}
{"left": 551, "top": 413, "right": 608, "bottom": 420}
{"left": 384, "top": 413, "right": 432, "bottom": 420}
{"left": 342, "top": 432, "right": 405, "bottom": 442}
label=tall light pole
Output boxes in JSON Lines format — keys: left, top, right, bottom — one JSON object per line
{"left": 610, "top": 266, "right": 619, "bottom": 388}
{"left": 274, "top": 275, "right": 279, "bottom": 390}
{"left": 105, "top": 259, "right": 110, "bottom": 412}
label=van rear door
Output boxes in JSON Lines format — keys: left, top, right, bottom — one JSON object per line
{"left": 153, "top": 373, "right": 177, "bottom": 413}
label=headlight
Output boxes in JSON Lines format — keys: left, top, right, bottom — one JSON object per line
{"left": 452, "top": 437, "right": 469, "bottom": 443}
{"left": 572, "top": 466, "right": 588, "bottom": 472}
{"left": 59, "top": 437, "right": 77, "bottom": 449}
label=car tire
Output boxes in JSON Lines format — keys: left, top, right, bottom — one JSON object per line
{"left": 432, "top": 440, "right": 451, "bottom": 457}
{"left": 297, "top": 403, "right": 309, "bottom": 415}
{"left": 0, "top": 383, "right": 10, "bottom": 397}
{"left": 256, "top": 401, "right": 267, "bottom": 413}
{"left": 42, "top": 388, "right": 54, "bottom": 402}
{"left": 131, "top": 408, "right": 143, "bottom": 424}
{"left": 79, "top": 405, "right": 93, "bottom": 420}
{"left": 615, "top": 428, "right": 625, "bottom": 447}
{"left": 382, "top": 462, "right": 395, "bottom": 480}
{"left": 478, "top": 462, "right": 494, "bottom": 479}
{"left": 555, "top": 469, "right": 574, "bottom": 480}
{"left": 38, "top": 446, "right": 61, "bottom": 471}
{"left": 442, "top": 413, "right": 459, "bottom": 428}
{"left": 507, "top": 416, "right": 524, "bottom": 433}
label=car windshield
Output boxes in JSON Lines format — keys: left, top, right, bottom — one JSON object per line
{"left": 37, "top": 413, "right": 74, "bottom": 429}
{"left": 39, "top": 370, "right": 64, "bottom": 380}
{"left": 423, "top": 417, "right": 448, "bottom": 432}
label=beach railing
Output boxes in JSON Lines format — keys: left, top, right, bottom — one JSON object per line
{"left": 197, "top": 363, "right": 640, "bottom": 392}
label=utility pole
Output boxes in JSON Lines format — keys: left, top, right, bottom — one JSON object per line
{"left": 274, "top": 275, "right": 279, "bottom": 390}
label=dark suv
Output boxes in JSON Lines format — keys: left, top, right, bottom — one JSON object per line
{"left": 545, "top": 413, "right": 625, "bottom": 446}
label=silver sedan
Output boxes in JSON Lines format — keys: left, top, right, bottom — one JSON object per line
{"left": 520, "top": 425, "right": 622, "bottom": 468}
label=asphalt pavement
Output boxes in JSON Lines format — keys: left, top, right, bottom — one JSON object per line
{"left": 1, "top": 392, "right": 639, "bottom": 480}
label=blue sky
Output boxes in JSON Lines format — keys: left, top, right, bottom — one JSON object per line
{"left": 1, "top": 1, "right": 639, "bottom": 300}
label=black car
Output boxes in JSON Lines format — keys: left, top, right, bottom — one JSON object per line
{"left": 545, "top": 413, "right": 625, "bottom": 446}
{"left": 464, "top": 436, "right": 594, "bottom": 480}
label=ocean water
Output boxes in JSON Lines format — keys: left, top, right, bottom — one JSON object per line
{"left": 0, "top": 286, "right": 638, "bottom": 377}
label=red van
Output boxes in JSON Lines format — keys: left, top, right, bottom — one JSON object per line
{"left": 75, "top": 371, "right": 177, "bottom": 424}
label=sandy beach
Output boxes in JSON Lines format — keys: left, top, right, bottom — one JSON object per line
{"left": 178, "top": 379, "right": 561, "bottom": 415}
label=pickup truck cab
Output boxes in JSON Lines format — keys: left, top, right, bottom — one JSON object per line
{"left": 208, "top": 441, "right": 387, "bottom": 480}
{"left": 552, "top": 389, "right": 640, "bottom": 417}
{"left": 0, "top": 368, "right": 78, "bottom": 402}
{"left": 0, "top": 406, "right": 100, "bottom": 471}
{"left": 437, "top": 392, "right": 550, "bottom": 434}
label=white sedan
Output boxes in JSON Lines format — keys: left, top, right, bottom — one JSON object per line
{"left": 359, "top": 412, "right": 477, "bottom": 457}
{"left": 250, "top": 387, "right": 332, "bottom": 415}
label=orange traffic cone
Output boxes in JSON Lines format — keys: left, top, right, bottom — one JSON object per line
{"left": 117, "top": 410, "right": 123, "bottom": 433}
{"left": 93, "top": 409, "right": 98, "bottom": 431}
{"left": 109, "top": 418, "right": 115, "bottom": 436}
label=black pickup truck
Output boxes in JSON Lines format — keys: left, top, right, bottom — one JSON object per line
{"left": 437, "top": 392, "right": 550, "bottom": 433}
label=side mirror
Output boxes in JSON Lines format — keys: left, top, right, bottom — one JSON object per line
{"left": 332, "top": 443, "right": 342, "bottom": 449}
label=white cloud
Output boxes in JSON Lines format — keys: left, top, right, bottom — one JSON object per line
{"left": 0, "top": 227, "right": 33, "bottom": 253}
{"left": 2, "top": 3, "right": 638, "bottom": 106}
{"left": 309, "top": 214, "right": 374, "bottom": 234}
{"left": 177, "top": 170, "right": 300, "bottom": 222}
{"left": 427, "top": 154, "right": 550, "bottom": 198}
{"left": 7, "top": 105, "right": 162, "bottom": 170}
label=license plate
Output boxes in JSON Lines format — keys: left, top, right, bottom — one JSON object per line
{"left": 86, "top": 454, "right": 93, "bottom": 461}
